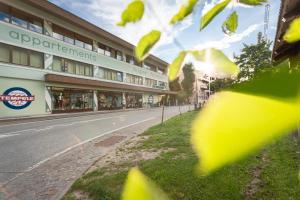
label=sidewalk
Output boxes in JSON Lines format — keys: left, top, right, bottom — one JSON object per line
{"left": 0, "top": 105, "right": 192, "bottom": 124}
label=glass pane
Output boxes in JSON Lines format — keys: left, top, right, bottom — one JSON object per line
{"left": 85, "top": 65, "right": 92, "bottom": 76}
{"left": 64, "top": 36, "right": 74, "bottom": 45}
{"left": 117, "top": 72, "right": 122, "bottom": 82}
{"left": 29, "top": 23, "right": 43, "bottom": 34}
{"left": 30, "top": 51, "right": 43, "bottom": 68}
{"left": 97, "top": 48, "right": 104, "bottom": 54}
{"left": 67, "top": 60, "right": 75, "bottom": 74}
{"left": 79, "top": 65, "right": 85, "bottom": 75}
{"left": 104, "top": 50, "right": 111, "bottom": 57}
{"left": 11, "top": 16, "right": 27, "bottom": 29}
{"left": 12, "top": 48, "right": 28, "bottom": 65}
{"left": 0, "top": 11, "right": 10, "bottom": 23}
{"left": 0, "top": 43, "right": 10, "bottom": 63}
{"left": 52, "top": 57, "right": 62, "bottom": 71}
{"left": 84, "top": 43, "right": 92, "bottom": 51}
{"left": 53, "top": 32, "right": 63, "bottom": 40}
{"left": 75, "top": 40, "right": 84, "bottom": 48}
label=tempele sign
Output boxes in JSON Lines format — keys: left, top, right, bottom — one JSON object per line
{"left": 0, "top": 87, "right": 35, "bottom": 110}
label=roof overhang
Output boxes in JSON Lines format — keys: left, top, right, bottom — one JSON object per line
{"left": 45, "top": 74, "right": 177, "bottom": 95}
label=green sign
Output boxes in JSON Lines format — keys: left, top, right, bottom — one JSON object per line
{"left": 0, "top": 22, "right": 168, "bottom": 83}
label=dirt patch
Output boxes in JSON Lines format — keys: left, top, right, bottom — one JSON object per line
{"left": 94, "top": 136, "right": 127, "bottom": 147}
{"left": 87, "top": 135, "right": 175, "bottom": 174}
{"left": 243, "top": 150, "right": 268, "bottom": 199}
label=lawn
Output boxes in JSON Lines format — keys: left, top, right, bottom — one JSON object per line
{"left": 63, "top": 111, "right": 300, "bottom": 200}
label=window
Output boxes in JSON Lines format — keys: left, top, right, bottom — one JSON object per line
{"left": 0, "top": 11, "right": 10, "bottom": 23}
{"left": 53, "top": 56, "right": 93, "bottom": 76}
{"left": 75, "top": 40, "right": 84, "bottom": 48}
{"left": 64, "top": 36, "right": 74, "bottom": 45}
{"left": 116, "top": 51, "right": 123, "bottom": 61}
{"left": 12, "top": 48, "right": 28, "bottom": 66}
{"left": 96, "top": 67, "right": 123, "bottom": 82}
{"left": 53, "top": 32, "right": 63, "bottom": 41}
{"left": 53, "top": 57, "right": 62, "bottom": 71}
{"left": 0, "top": 43, "right": 10, "bottom": 63}
{"left": 126, "top": 74, "right": 143, "bottom": 85}
{"left": 126, "top": 55, "right": 134, "bottom": 65}
{"left": 84, "top": 43, "right": 92, "bottom": 51}
{"left": 158, "top": 68, "right": 165, "bottom": 74}
{"left": 144, "top": 63, "right": 157, "bottom": 72}
{"left": 11, "top": 16, "right": 27, "bottom": 29}
{"left": 29, "top": 51, "right": 43, "bottom": 68}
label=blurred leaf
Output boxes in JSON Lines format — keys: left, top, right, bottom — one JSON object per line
{"left": 191, "top": 60, "right": 300, "bottom": 174}
{"left": 191, "top": 48, "right": 240, "bottom": 78}
{"left": 239, "top": 0, "right": 267, "bottom": 5}
{"left": 222, "top": 11, "right": 238, "bottom": 35}
{"left": 168, "top": 51, "right": 187, "bottom": 81}
{"left": 170, "top": 0, "right": 198, "bottom": 24}
{"left": 135, "top": 30, "right": 161, "bottom": 61}
{"left": 283, "top": 17, "right": 300, "bottom": 43}
{"left": 122, "top": 167, "right": 169, "bottom": 200}
{"left": 117, "top": 0, "right": 144, "bottom": 26}
{"left": 200, "top": 0, "right": 231, "bottom": 30}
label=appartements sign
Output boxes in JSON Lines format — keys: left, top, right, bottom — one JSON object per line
{"left": 0, "top": 22, "right": 168, "bottom": 83}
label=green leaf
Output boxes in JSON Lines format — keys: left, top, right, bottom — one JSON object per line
{"left": 191, "top": 60, "right": 300, "bottom": 174}
{"left": 283, "top": 17, "right": 300, "bottom": 43}
{"left": 222, "top": 11, "right": 238, "bottom": 35}
{"left": 122, "top": 167, "right": 169, "bottom": 200}
{"left": 191, "top": 48, "right": 240, "bottom": 78}
{"left": 168, "top": 51, "right": 187, "bottom": 81}
{"left": 170, "top": 0, "right": 198, "bottom": 24}
{"left": 135, "top": 30, "right": 161, "bottom": 62}
{"left": 200, "top": 0, "right": 231, "bottom": 30}
{"left": 239, "top": 0, "right": 267, "bottom": 5}
{"left": 117, "top": 0, "right": 144, "bottom": 26}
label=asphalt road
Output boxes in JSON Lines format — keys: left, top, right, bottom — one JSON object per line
{"left": 0, "top": 106, "right": 191, "bottom": 188}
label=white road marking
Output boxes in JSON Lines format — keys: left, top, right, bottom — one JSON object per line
{"left": 1, "top": 117, "right": 155, "bottom": 187}
{"left": 0, "top": 115, "right": 127, "bottom": 136}
{"left": 0, "top": 134, "right": 20, "bottom": 139}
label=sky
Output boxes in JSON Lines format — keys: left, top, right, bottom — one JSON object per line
{"left": 48, "top": 0, "right": 280, "bottom": 72}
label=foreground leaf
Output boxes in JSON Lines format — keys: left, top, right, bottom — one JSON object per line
{"left": 191, "top": 48, "right": 240, "bottom": 78}
{"left": 191, "top": 60, "right": 300, "bottom": 174}
{"left": 168, "top": 51, "right": 187, "bottom": 81}
{"left": 170, "top": 0, "right": 198, "bottom": 24}
{"left": 283, "top": 17, "right": 300, "bottom": 43}
{"left": 200, "top": 0, "right": 231, "bottom": 30}
{"left": 222, "top": 11, "right": 238, "bottom": 35}
{"left": 135, "top": 30, "right": 161, "bottom": 61}
{"left": 117, "top": 0, "right": 144, "bottom": 26}
{"left": 122, "top": 168, "right": 169, "bottom": 200}
{"left": 239, "top": 0, "right": 267, "bottom": 5}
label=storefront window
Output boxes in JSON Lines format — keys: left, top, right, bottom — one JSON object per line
{"left": 52, "top": 87, "right": 93, "bottom": 112}
{"left": 98, "top": 91, "right": 123, "bottom": 110}
{"left": 126, "top": 93, "right": 143, "bottom": 108}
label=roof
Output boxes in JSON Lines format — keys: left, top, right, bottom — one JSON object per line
{"left": 20, "top": 0, "right": 169, "bottom": 67}
{"left": 272, "top": 0, "right": 300, "bottom": 61}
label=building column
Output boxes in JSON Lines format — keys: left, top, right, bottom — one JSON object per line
{"left": 43, "top": 20, "right": 53, "bottom": 70}
{"left": 45, "top": 86, "right": 52, "bottom": 113}
{"left": 122, "top": 92, "right": 126, "bottom": 109}
{"left": 93, "top": 90, "right": 98, "bottom": 111}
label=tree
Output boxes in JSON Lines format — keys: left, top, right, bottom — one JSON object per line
{"left": 210, "top": 78, "right": 234, "bottom": 92}
{"left": 234, "top": 32, "right": 272, "bottom": 82}
{"left": 169, "top": 77, "right": 181, "bottom": 92}
{"left": 181, "top": 63, "right": 195, "bottom": 99}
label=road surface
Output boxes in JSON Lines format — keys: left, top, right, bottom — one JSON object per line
{"left": 0, "top": 106, "right": 191, "bottom": 199}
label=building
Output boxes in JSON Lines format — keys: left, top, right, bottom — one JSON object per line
{"left": 272, "top": 0, "right": 300, "bottom": 62}
{"left": 0, "top": 0, "right": 175, "bottom": 117}
{"left": 194, "top": 70, "right": 215, "bottom": 105}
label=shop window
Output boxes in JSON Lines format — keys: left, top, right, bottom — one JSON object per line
{"left": 98, "top": 92, "right": 123, "bottom": 110}
{"left": 0, "top": 43, "right": 10, "bottom": 63}
{"left": 29, "top": 51, "right": 43, "bottom": 68}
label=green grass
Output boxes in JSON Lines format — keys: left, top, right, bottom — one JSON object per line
{"left": 63, "top": 111, "right": 300, "bottom": 200}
